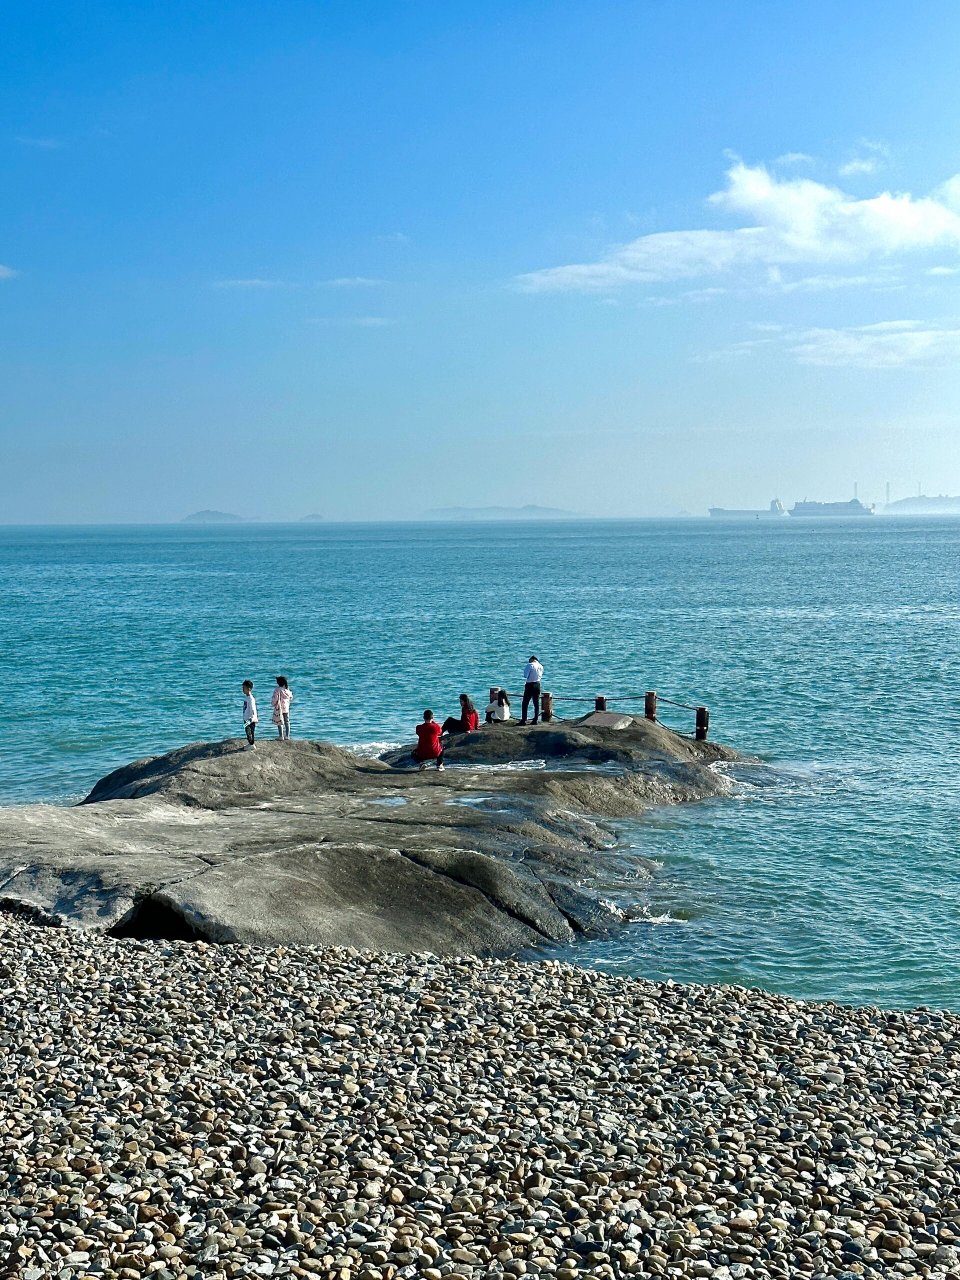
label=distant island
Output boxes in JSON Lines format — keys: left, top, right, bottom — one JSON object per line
{"left": 884, "top": 496, "right": 960, "bottom": 515}
{"left": 300, "top": 514, "right": 325, "bottom": 522}
{"left": 180, "top": 510, "right": 250, "bottom": 524}
{"left": 424, "top": 504, "right": 579, "bottom": 522}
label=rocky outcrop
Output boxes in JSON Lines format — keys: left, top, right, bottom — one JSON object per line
{"left": 0, "top": 718, "right": 736, "bottom": 955}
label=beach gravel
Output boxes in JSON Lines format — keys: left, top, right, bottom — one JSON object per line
{"left": 1, "top": 914, "right": 959, "bottom": 1279}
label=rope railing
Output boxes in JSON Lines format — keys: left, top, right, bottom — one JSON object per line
{"left": 654, "top": 695, "right": 701, "bottom": 712}
{"left": 485, "top": 686, "right": 711, "bottom": 740}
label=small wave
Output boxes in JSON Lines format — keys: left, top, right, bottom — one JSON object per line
{"left": 641, "top": 910, "right": 686, "bottom": 925}
{"left": 708, "top": 758, "right": 847, "bottom": 801}
{"left": 598, "top": 898, "right": 628, "bottom": 922}
{"left": 345, "top": 740, "right": 404, "bottom": 759}
{"left": 619, "top": 901, "right": 685, "bottom": 925}
{"left": 466, "top": 759, "right": 548, "bottom": 772}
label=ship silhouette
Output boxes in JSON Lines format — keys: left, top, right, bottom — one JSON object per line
{"left": 708, "top": 499, "right": 787, "bottom": 520}
{"left": 788, "top": 498, "right": 873, "bottom": 518}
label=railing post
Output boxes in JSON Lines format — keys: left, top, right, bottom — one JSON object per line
{"left": 595, "top": 695, "right": 607, "bottom": 712}
{"left": 695, "top": 706, "right": 710, "bottom": 741}
{"left": 541, "top": 691, "right": 553, "bottom": 722}
{"left": 644, "top": 690, "right": 657, "bottom": 722}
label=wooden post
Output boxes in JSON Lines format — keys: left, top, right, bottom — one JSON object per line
{"left": 595, "top": 695, "right": 607, "bottom": 712}
{"left": 695, "top": 706, "right": 710, "bottom": 741}
{"left": 644, "top": 690, "right": 657, "bottom": 722}
{"left": 541, "top": 691, "right": 553, "bottom": 723}
{"left": 489, "top": 686, "right": 500, "bottom": 705}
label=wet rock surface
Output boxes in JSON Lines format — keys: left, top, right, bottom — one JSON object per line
{"left": 1, "top": 914, "right": 958, "bottom": 1279}
{"left": 0, "top": 720, "right": 732, "bottom": 956}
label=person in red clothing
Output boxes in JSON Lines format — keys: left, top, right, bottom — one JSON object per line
{"left": 413, "top": 709, "right": 445, "bottom": 772}
{"left": 441, "top": 694, "right": 479, "bottom": 736}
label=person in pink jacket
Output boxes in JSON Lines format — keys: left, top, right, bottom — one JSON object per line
{"left": 271, "top": 675, "right": 294, "bottom": 740}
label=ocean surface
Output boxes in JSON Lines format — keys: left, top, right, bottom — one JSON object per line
{"left": 2, "top": 519, "right": 958, "bottom": 1010}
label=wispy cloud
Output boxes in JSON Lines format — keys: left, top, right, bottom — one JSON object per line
{"left": 776, "top": 151, "right": 814, "bottom": 166}
{"left": 14, "top": 135, "right": 62, "bottom": 150}
{"left": 640, "top": 286, "right": 729, "bottom": 306}
{"left": 643, "top": 270, "right": 897, "bottom": 305}
{"left": 775, "top": 271, "right": 897, "bottom": 293}
{"left": 706, "top": 320, "right": 960, "bottom": 369}
{"left": 212, "top": 278, "right": 291, "bottom": 289}
{"left": 376, "top": 231, "right": 410, "bottom": 245}
{"left": 838, "top": 158, "right": 880, "bottom": 178}
{"left": 0, "top": 264, "right": 16, "bottom": 279}
{"left": 310, "top": 316, "right": 396, "bottom": 328}
{"left": 839, "top": 139, "right": 890, "bottom": 178}
{"left": 322, "top": 276, "right": 386, "bottom": 288}
{"left": 790, "top": 320, "right": 960, "bottom": 368}
{"left": 518, "top": 156, "right": 960, "bottom": 294}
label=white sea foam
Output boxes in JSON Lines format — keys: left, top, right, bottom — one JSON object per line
{"left": 640, "top": 909, "right": 685, "bottom": 925}
{"left": 465, "top": 759, "right": 548, "bottom": 772}
{"left": 345, "top": 740, "right": 404, "bottom": 759}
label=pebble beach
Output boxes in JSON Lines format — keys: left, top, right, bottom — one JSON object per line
{"left": 2, "top": 914, "right": 959, "bottom": 1280}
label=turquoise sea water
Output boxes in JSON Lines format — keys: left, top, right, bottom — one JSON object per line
{"left": 2, "top": 519, "right": 958, "bottom": 1010}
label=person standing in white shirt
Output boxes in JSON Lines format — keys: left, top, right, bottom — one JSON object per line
{"left": 242, "top": 680, "right": 258, "bottom": 749}
{"left": 520, "top": 656, "right": 544, "bottom": 725}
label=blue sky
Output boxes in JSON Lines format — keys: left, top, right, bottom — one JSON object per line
{"left": 3, "top": 0, "right": 960, "bottom": 521}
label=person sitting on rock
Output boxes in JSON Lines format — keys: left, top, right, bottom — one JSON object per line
{"left": 441, "top": 694, "right": 480, "bottom": 735}
{"left": 413, "top": 710, "right": 445, "bottom": 772}
{"left": 485, "top": 689, "right": 512, "bottom": 723}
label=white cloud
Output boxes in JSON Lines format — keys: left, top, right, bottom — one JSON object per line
{"left": 839, "top": 139, "right": 890, "bottom": 179}
{"left": 518, "top": 159, "right": 960, "bottom": 294}
{"left": 927, "top": 265, "right": 960, "bottom": 276}
{"left": 776, "top": 152, "right": 814, "bottom": 166}
{"left": 376, "top": 231, "right": 410, "bottom": 245}
{"left": 777, "top": 272, "right": 894, "bottom": 293}
{"left": 790, "top": 320, "right": 960, "bottom": 368}
{"left": 0, "top": 264, "right": 16, "bottom": 279}
{"left": 839, "top": 158, "right": 881, "bottom": 177}
{"left": 640, "top": 285, "right": 728, "bottom": 306}
{"left": 707, "top": 319, "right": 960, "bottom": 369}
{"left": 212, "top": 278, "right": 291, "bottom": 289}
{"left": 937, "top": 175, "right": 960, "bottom": 210}
{"left": 322, "top": 276, "right": 386, "bottom": 288}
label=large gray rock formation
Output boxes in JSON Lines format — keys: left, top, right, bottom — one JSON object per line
{"left": 0, "top": 719, "right": 736, "bottom": 955}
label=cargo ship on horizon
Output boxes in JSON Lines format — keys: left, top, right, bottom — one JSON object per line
{"left": 708, "top": 498, "right": 787, "bottom": 520}
{"left": 788, "top": 498, "right": 874, "bottom": 518}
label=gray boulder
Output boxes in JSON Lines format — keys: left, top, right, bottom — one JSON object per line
{"left": 0, "top": 719, "right": 737, "bottom": 955}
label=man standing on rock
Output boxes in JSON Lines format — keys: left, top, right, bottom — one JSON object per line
{"left": 520, "top": 655, "right": 544, "bottom": 725}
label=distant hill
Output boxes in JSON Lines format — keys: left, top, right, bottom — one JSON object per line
{"left": 424, "top": 504, "right": 579, "bottom": 522}
{"left": 300, "top": 513, "right": 325, "bottom": 522}
{"left": 181, "top": 510, "right": 249, "bottom": 524}
{"left": 884, "top": 496, "right": 960, "bottom": 515}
